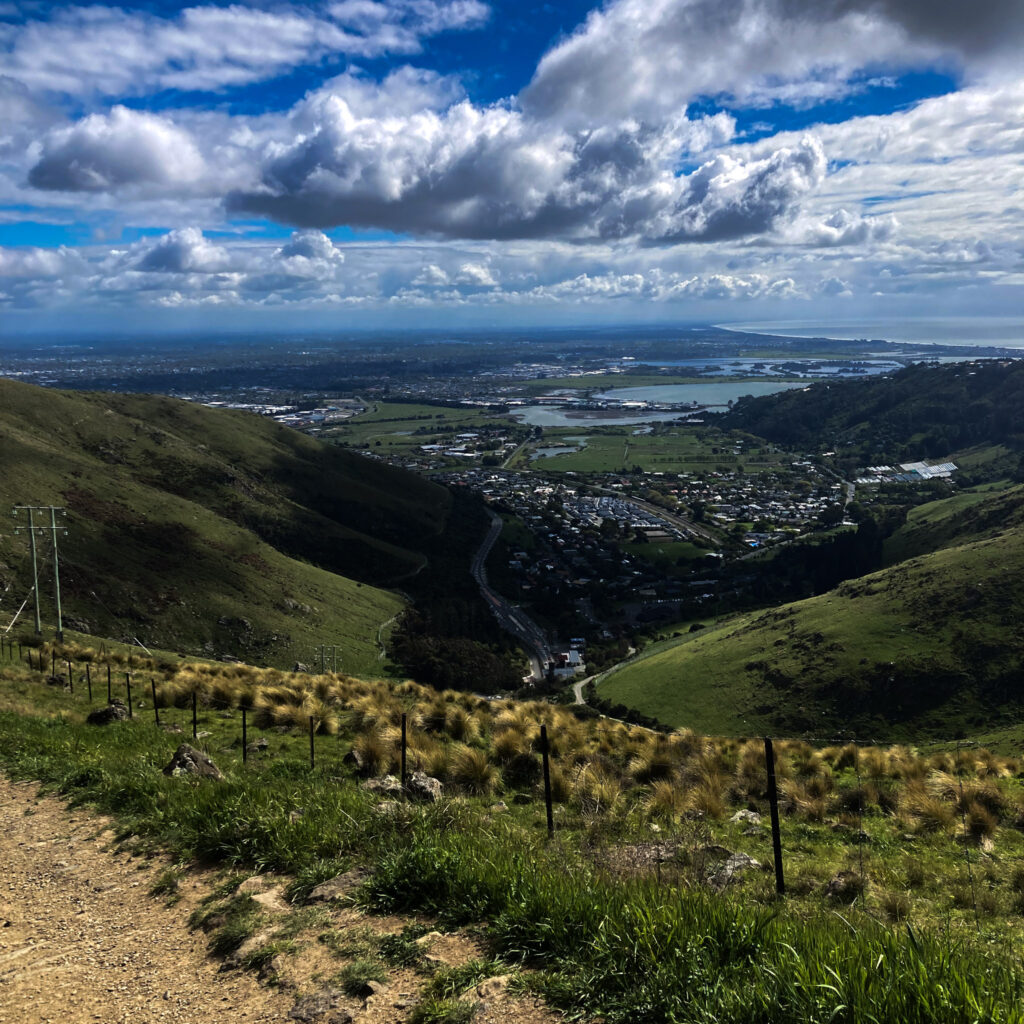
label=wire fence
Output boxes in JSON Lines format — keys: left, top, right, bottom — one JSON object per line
{"left": 3, "top": 632, "right": 1021, "bottom": 935}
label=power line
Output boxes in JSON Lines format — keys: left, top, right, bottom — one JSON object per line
{"left": 12, "top": 506, "right": 67, "bottom": 640}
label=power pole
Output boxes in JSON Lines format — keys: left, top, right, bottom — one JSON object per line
{"left": 13, "top": 506, "right": 67, "bottom": 640}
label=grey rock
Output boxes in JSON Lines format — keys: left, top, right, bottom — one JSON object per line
{"left": 86, "top": 700, "right": 130, "bottom": 725}
{"left": 730, "top": 809, "right": 762, "bottom": 826}
{"left": 293, "top": 662, "right": 310, "bottom": 673}
{"left": 405, "top": 771, "right": 442, "bottom": 803}
{"left": 361, "top": 775, "right": 403, "bottom": 797}
{"left": 708, "top": 852, "right": 761, "bottom": 890}
{"left": 163, "top": 743, "right": 223, "bottom": 781}
{"left": 247, "top": 737, "right": 270, "bottom": 753}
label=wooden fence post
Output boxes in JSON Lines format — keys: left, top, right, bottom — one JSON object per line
{"left": 540, "top": 724, "right": 554, "bottom": 838}
{"left": 764, "top": 737, "right": 785, "bottom": 896}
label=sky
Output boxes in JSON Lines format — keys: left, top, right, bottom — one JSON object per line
{"left": 1, "top": 0, "right": 1022, "bottom": 334}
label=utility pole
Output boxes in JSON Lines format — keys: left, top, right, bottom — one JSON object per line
{"left": 13, "top": 506, "right": 67, "bottom": 640}
{"left": 314, "top": 644, "right": 338, "bottom": 673}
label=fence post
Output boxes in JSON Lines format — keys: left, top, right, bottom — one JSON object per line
{"left": 401, "top": 712, "right": 407, "bottom": 790}
{"left": 540, "top": 724, "right": 554, "bottom": 838}
{"left": 125, "top": 674, "right": 133, "bottom": 718}
{"left": 151, "top": 679, "right": 160, "bottom": 727}
{"left": 309, "top": 716, "right": 315, "bottom": 770}
{"left": 67, "top": 659, "right": 73, "bottom": 695}
{"left": 106, "top": 664, "right": 112, "bottom": 702}
{"left": 764, "top": 736, "right": 785, "bottom": 896}
{"left": 86, "top": 663, "right": 92, "bottom": 702}
{"left": 192, "top": 691, "right": 198, "bottom": 740}
{"left": 242, "top": 707, "right": 248, "bottom": 764}
{"left": 51, "top": 650, "right": 56, "bottom": 676}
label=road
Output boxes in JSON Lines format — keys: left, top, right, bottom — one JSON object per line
{"left": 471, "top": 511, "right": 552, "bottom": 682}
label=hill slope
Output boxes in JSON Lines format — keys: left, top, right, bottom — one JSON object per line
{"left": 600, "top": 486, "right": 1024, "bottom": 740}
{"left": 0, "top": 379, "right": 452, "bottom": 670}
{"left": 721, "top": 359, "right": 1024, "bottom": 478}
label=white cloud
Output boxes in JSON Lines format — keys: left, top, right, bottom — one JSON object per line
{"left": 133, "top": 227, "right": 229, "bottom": 273}
{"left": 28, "top": 106, "right": 205, "bottom": 192}
{"left": 1, "top": 2, "right": 490, "bottom": 97}
{"left": 523, "top": 0, "right": 1024, "bottom": 125}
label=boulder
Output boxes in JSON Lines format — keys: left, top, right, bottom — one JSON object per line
{"left": 86, "top": 700, "right": 130, "bottom": 725}
{"left": 730, "top": 809, "right": 762, "bottom": 826}
{"left": 246, "top": 737, "right": 269, "bottom": 754}
{"left": 476, "top": 975, "right": 512, "bottom": 1000}
{"left": 361, "top": 776, "right": 403, "bottom": 797}
{"left": 162, "top": 743, "right": 223, "bottom": 781}
{"left": 405, "top": 771, "right": 442, "bottom": 803}
{"left": 708, "top": 852, "right": 761, "bottom": 890}
{"left": 45, "top": 674, "right": 67, "bottom": 688}
{"left": 293, "top": 662, "right": 310, "bottom": 673}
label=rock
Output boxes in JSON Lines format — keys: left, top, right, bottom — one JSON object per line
{"left": 414, "top": 931, "right": 443, "bottom": 947}
{"left": 708, "top": 852, "right": 761, "bottom": 890}
{"left": 288, "top": 989, "right": 352, "bottom": 1023}
{"left": 293, "top": 662, "right": 310, "bottom": 673}
{"left": 195, "top": 730, "right": 211, "bottom": 739}
{"left": 361, "top": 776, "right": 403, "bottom": 797}
{"left": 489, "top": 801, "right": 509, "bottom": 813}
{"left": 308, "top": 869, "right": 370, "bottom": 903}
{"left": 161, "top": 723, "right": 183, "bottom": 734}
{"left": 45, "top": 674, "right": 67, "bottom": 688}
{"left": 405, "top": 771, "right": 442, "bottom": 803}
{"left": 730, "top": 809, "right": 762, "bottom": 826}
{"left": 342, "top": 748, "right": 366, "bottom": 774}
{"left": 86, "top": 700, "right": 130, "bottom": 725}
{"left": 252, "top": 888, "right": 290, "bottom": 913}
{"left": 237, "top": 875, "right": 273, "bottom": 895}
{"left": 476, "top": 976, "right": 512, "bottom": 1000}
{"left": 247, "top": 737, "right": 269, "bottom": 753}
{"left": 364, "top": 980, "right": 388, "bottom": 997}
{"left": 162, "top": 743, "right": 223, "bottom": 781}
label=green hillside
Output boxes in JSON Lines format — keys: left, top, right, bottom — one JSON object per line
{"left": 722, "top": 359, "right": 1024, "bottom": 478}
{"left": 600, "top": 486, "right": 1024, "bottom": 740}
{"left": 0, "top": 379, "right": 453, "bottom": 671}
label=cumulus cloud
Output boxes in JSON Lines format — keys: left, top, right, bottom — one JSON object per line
{"left": 523, "top": 0, "right": 1024, "bottom": 125}
{"left": 28, "top": 106, "right": 204, "bottom": 192}
{"left": 226, "top": 81, "right": 817, "bottom": 243}
{"left": 133, "top": 227, "right": 229, "bottom": 273}
{"left": 2, "top": 2, "right": 489, "bottom": 97}
{"left": 781, "top": 208, "right": 899, "bottom": 246}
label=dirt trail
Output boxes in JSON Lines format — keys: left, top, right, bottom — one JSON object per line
{"left": 0, "top": 777, "right": 292, "bottom": 1024}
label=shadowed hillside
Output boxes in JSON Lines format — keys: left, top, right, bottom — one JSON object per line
{"left": 0, "top": 378, "right": 452, "bottom": 670}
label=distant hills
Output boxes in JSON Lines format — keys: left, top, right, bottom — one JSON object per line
{"left": 601, "top": 453, "right": 1024, "bottom": 740}
{"left": 0, "top": 379, "right": 452, "bottom": 671}
{"left": 603, "top": 360, "right": 1024, "bottom": 741}
{"left": 722, "top": 359, "right": 1024, "bottom": 481}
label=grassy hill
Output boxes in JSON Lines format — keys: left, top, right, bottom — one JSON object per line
{"left": 721, "top": 359, "right": 1024, "bottom": 479}
{"left": 0, "top": 378, "right": 453, "bottom": 671}
{"left": 600, "top": 485, "right": 1024, "bottom": 741}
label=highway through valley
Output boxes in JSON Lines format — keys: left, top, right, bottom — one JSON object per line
{"left": 471, "top": 511, "right": 552, "bottom": 682}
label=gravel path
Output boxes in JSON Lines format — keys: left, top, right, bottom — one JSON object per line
{"left": 0, "top": 777, "right": 292, "bottom": 1024}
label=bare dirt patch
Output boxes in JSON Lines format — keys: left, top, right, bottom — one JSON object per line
{"left": 0, "top": 777, "right": 291, "bottom": 1024}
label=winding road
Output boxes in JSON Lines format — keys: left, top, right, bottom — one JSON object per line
{"left": 472, "top": 511, "right": 552, "bottom": 682}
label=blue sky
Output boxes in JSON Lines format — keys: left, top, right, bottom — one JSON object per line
{"left": 1, "top": 0, "right": 1022, "bottom": 332}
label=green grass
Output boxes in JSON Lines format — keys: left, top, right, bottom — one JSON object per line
{"left": 0, "top": 379, "right": 453, "bottom": 671}
{"left": 510, "top": 425, "right": 784, "bottom": 474}
{"left": 601, "top": 498, "right": 1024, "bottom": 739}
{"left": 4, "top": 661, "right": 1024, "bottom": 1022}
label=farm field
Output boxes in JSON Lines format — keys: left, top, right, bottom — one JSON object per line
{"left": 512, "top": 425, "right": 787, "bottom": 474}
